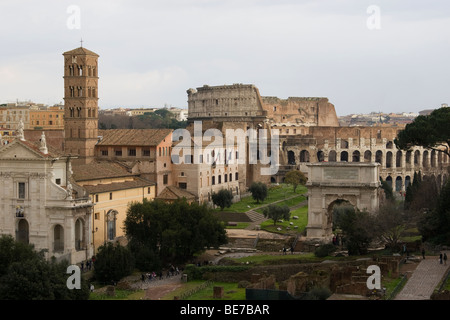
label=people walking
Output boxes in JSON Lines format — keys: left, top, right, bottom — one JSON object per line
{"left": 444, "top": 253, "right": 447, "bottom": 265}
{"left": 439, "top": 252, "right": 443, "bottom": 264}
{"left": 422, "top": 248, "right": 425, "bottom": 259}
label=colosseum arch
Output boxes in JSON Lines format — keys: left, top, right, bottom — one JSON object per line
{"left": 305, "top": 162, "right": 381, "bottom": 241}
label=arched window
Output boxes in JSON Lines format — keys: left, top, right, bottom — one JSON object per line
{"left": 340, "top": 151, "right": 348, "bottom": 162}
{"left": 106, "top": 210, "right": 118, "bottom": 241}
{"left": 364, "top": 150, "right": 372, "bottom": 162}
{"left": 75, "top": 218, "right": 85, "bottom": 250}
{"left": 16, "top": 219, "right": 29, "bottom": 244}
{"left": 386, "top": 151, "right": 393, "bottom": 168}
{"left": 328, "top": 150, "right": 337, "bottom": 162}
{"left": 54, "top": 224, "right": 64, "bottom": 252}
{"left": 300, "top": 150, "right": 310, "bottom": 162}
{"left": 352, "top": 150, "right": 360, "bottom": 162}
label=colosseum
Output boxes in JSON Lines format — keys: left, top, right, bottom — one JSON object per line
{"left": 185, "top": 83, "right": 449, "bottom": 198}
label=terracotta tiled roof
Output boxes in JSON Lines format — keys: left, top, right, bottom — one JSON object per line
{"left": 97, "top": 129, "right": 172, "bottom": 147}
{"left": 72, "top": 161, "right": 135, "bottom": 182}
{"left": 63, "top": 47, "right": 99, "bottom": 56}
{"left": 156, "top": 186, "right": 196, "bottom": 200}
{"left": 81, "top": 177, "right": 155, "bottom": 194}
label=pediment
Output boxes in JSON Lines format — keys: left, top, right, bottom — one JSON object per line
{"left": 0, "top": 140, "right": 47, "bottom": 160}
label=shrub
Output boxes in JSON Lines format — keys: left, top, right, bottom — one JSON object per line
{"left": 314, "top": 244, "right": 336, "bottom": 258}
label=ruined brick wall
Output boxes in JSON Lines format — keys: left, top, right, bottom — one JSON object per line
{"left": 262, "top": 97, "right": 339, "bottom": 127}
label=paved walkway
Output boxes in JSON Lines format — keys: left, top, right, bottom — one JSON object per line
{"left": 395, "top": 252, "right": 450, "bottom": 300}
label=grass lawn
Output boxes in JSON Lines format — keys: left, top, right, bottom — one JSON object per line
{"left": 260, "top": 205, "right": 308, "bottom": 234}
{"left": 162, "top": 281, "right": 246, "bottom": 300}
{"left": 218, "top": 184, "right": 307, "bottom": 213}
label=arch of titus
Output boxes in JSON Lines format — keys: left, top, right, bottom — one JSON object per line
{"left": 305, "top": 162, "right": 381, "bottom": 241}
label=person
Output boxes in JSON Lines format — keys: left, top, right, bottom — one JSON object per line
{"left": 290, "top": 245, "right": 294, "bottom": 255}
{"left": 439, "top": 252, "right": 443, "bottom": 264}
{"left": 422, "top": 248, "right": 425, "bottom": 259}
{"left": 90, "top": 283, "right": 94, "bottom": 292}
{"left": 444, "top": 253, "right": 448, "bottom": 265}
{"left": 282, "top": 247, "right": 287, "bottom": 255}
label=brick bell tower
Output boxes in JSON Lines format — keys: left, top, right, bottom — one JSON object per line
{"left": 63, "top": 45, "right": 99, "bottom": 164}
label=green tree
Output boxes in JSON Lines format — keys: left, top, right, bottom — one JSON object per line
{"left": 249, "top": 182, "right": 268, "bottom": 203}
{"left": 284, "top": 170, "right": 307, "bottom": 193}
{"left": 375, "top": 202, "right": 406, "bottom": 252}
{"left": 124, "top": 199, "right": 227, "bottom": 267}
{"left": 380, "top": 178, "right": 394, "bottom": 202}
{"left": 212, "top": 189, "right": 233, "bottom": 210}
{"left": 93, "top": 242, "right": 134, "bottom": 283}
{"left": 418, "top": 180, "right": 450, "bottom": 245}
{"left": 394, "top": 107, "right": 450, "bottom": 157}
{"left": 262, "top": 204, "right": 290, "bottom": 226}
{"left": 0, "top": 235, "right": 90, "bottom": 300}
{"left": 333, "top": 204, "right": 375, "bottom": 255}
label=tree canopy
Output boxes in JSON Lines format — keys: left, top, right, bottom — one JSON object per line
{"left": 248, "top": 182, "right": 268, "bottom": 203}
{"left": 124, "top": 199, "right": 227, "bottom": 270}
{"left": 394, "top": 107, "right": 450, "bottom": 157}
{"left": 284, "top": 170, "right": 307, "bottom": 193}
{"left": 212, "top": 189, "right": 233, "bottom": 210}
{"left": 0, "top": 235, "right": 90, "bottom": 300}
{"left": 262, "top": 204, "right": 290, "bottom": 225}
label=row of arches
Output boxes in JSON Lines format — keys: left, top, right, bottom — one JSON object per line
{"left": 15, "top": 217, "right": 88, "bottom": 253}
{"left": 383, "top": 173, "right": 448, "bottom": 192}
{"left": 288, "top": 148, "right": 449, "bottom": 168}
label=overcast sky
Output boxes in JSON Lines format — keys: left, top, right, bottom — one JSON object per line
{"left": 0, "top": 0, "right": 449, "bottom": 116}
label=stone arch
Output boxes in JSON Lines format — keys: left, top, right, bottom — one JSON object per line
{"left": 328, "top": 199, "right": 356, "bottom": 231}
{"left": 375, "top": 150, "right": 383, "bottom": 165}
{"left": 395, "top": 176, "right": 402, "bottom": 192}
{"left": 106, "top": 210, "right": 118, "bottom": 242}
{"left": 317, "top": 150, "right": 325, "bottom": 162}
{"left": 386, "top": 151, "right": 393, "bottom": 168}
{"left": 75, "top": 218, "right": 86, "bottom": 250}
{"left": 431, "top": 150, "right": 436, "bottom": 168}
{"left": 423, "top": 150, "right": 429, "bottom": 168}
{"left": 386, "top": 141, "right": 394, "bottom": 149}
{"left": 300, "top": 150, "right": 310, "bottom": 162}
{"left": 364, "top": 150, "right": 372, "bottom": 162}
{"left": 386, "top": 176, "right": 393, "bottom": 188}
{"left": 54, "top": 224, "right": 64, "bottom": 252}
{"left": 414, "top": 150, "right": 420, "bottom": 166}
{"left": 396, "top": 151, "right": 402, "bottom": 167}
{"left": 352, "top": 150, "right": 360, "bottom": 162}
{"left": 16, "top": 219, "right": 29, "bottom": 244}
{"left": 329, "top": 150, "right": 337, "bottom": 162}
{"left": 287, "top": 150, "right": 296, "bottom": 165}
{"left": 406, "top": 150, "right": 412, "bottom": 165}
{"left": 340, "top": 151, "right": 348, "bottom": 162}
{"left": 405, "top": 176, "right": 411, "bottom": 189}
{"left": 305, "top": 163, "right": 380, "bottom": 241}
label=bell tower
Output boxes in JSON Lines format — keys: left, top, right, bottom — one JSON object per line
{"left": 63, "top": 46, "right": 99, "bottom": 164}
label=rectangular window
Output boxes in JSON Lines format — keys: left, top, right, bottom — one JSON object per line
{"left": 109, "top": 193, "right": 113, "bottom": 200}
{"left": 101, "top": 149, "right": 108, "bottom": 156}
{"left": 115, "top": 149, "right": 122, "bottom": 157}
{"left": 56, "top": 178, "right": 61, "bottom": 185}
{"left": 179, "top": 182, "right": 187, "bottom": 189}
{"left": 128, "top": 148, "right": 136, "bottom": 156}
{"left": 142, "top": 149, "right": 150, "bottom": 157}
{"left": 163, "top": 174, "right": 168, "bottom": 185}
{"left": 18, "top": 182, "right": 26, "bottom": 199}
{"left": 95, "top": 194, "right": 99, "bottom": 202}
{"left": 95, "top": 213, "right": 100, "bottom": 220}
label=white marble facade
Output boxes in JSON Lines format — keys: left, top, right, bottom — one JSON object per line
{"left": 0, "top": 136, "right": 93, "bottom": 264}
